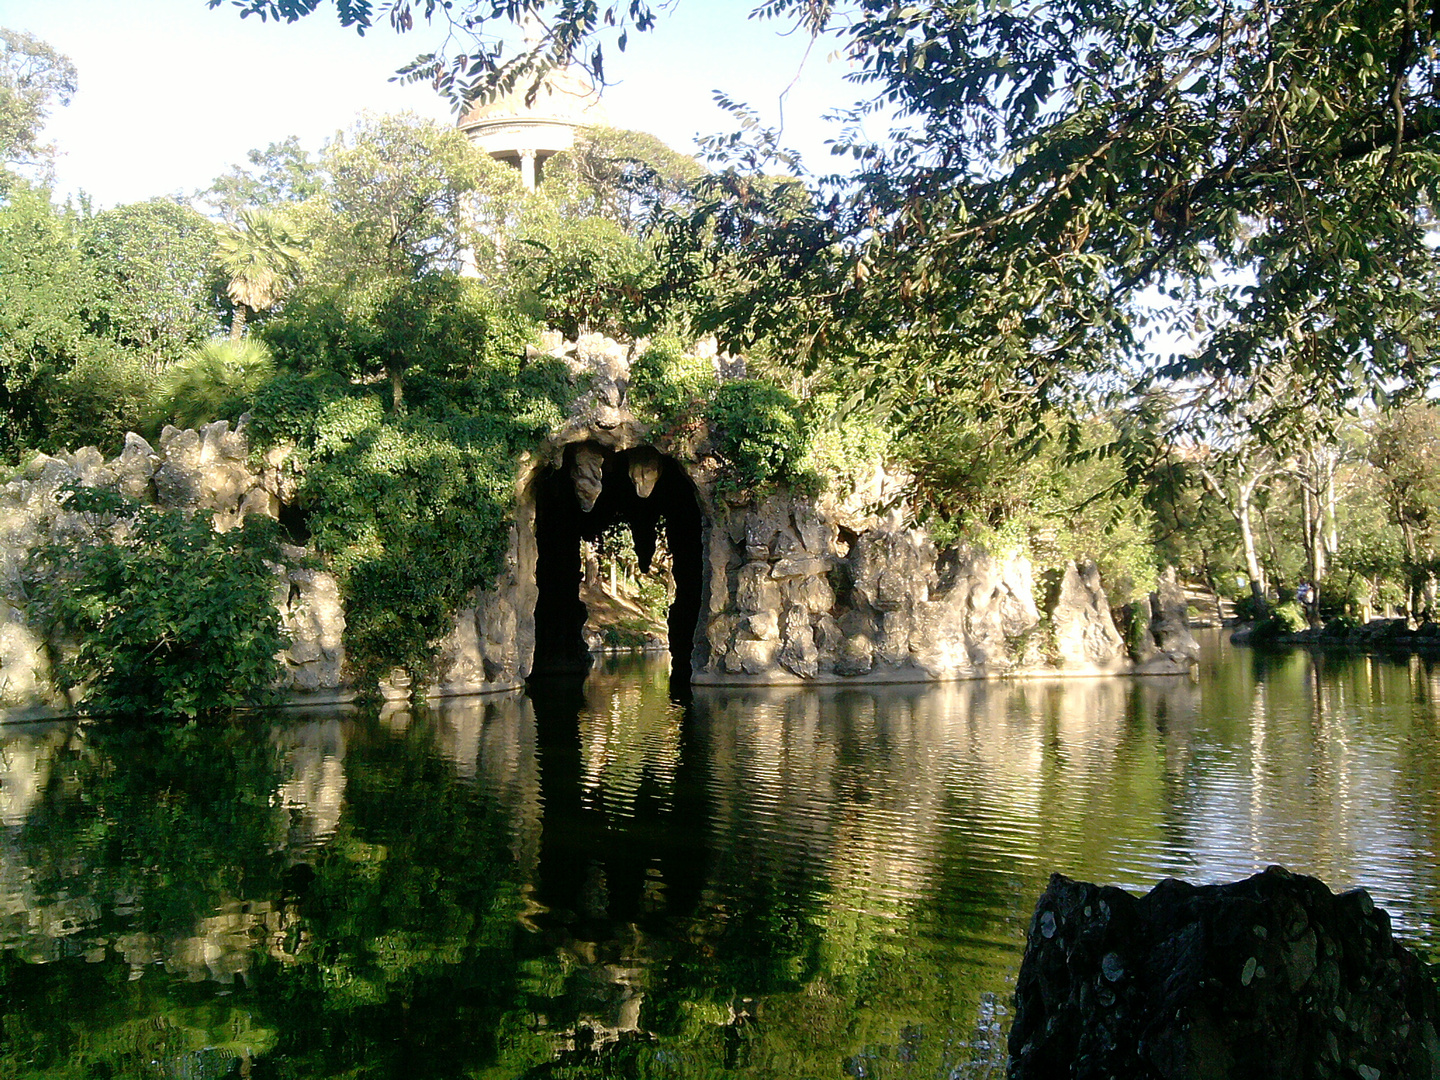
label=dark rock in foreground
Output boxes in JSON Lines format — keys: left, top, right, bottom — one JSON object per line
{"left": 1009, "top": 866, "right": 1440, "bottom": 1079}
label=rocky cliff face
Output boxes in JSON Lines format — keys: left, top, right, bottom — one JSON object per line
{"left": 691, "top": 492, "right": 1197, "bottom": 684}
{"left": 524, "top": 332, "right": 1199, "bottom": 686}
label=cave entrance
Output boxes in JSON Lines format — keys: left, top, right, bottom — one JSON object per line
{"left": 528, "top": 443, "right": 704, "bottom": 681}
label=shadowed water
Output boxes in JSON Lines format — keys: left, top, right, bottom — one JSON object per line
{"left": 1, "top": 633, "right": 1438, "bottom": 1077}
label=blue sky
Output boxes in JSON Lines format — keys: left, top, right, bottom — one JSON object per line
{"left": 0, "top": 0, "right": 871, "bottom": 208}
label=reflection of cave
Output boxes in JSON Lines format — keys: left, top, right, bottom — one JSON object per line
{"left": 530, "top": 444, "right": 703, "bottom": 680}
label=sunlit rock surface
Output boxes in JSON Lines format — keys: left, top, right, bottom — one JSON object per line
{"left": 1010, "top": 866, "right": 1440, "bottom": 1080}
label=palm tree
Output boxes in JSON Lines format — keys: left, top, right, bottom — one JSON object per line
{"left": 216, "top": 209, "right": 305, "bottom": 339}
{"left": 155, "top": 338, "right": 276, "bottom": 430}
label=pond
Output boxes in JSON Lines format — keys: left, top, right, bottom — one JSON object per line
{"left": 2, "top": 632, "right": 1439, "bottom": 1078}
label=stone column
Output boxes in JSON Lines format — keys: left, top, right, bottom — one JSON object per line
{"left": 520, "top": 149, "right": 538, "bottom": 190}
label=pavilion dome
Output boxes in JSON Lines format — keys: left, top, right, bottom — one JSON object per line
{"left": 458, "top": 67, "right": 609, "bottom": 187}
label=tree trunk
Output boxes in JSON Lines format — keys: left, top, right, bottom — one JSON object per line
{"left": 1238, "top": 495, "right": 1267, "bottom": 613}
{"left": 389, "top": 365, "right": 405, "bottom": 414}
{"left": 230, "top": 303, "right": 249, "bottom": 341}
{"left": 1196, "top": 457, "right": 1274, "bottom": 617}
{"left": 1400, "top": 519, "right": 1419, "bottom": 622}
{"left": 1293, "top": 446, "right": 1339, "bottom": 626}
{"left": 1257, "top": 501, "right": 1281, "bottom": 604}
{"left": 1300, "top": 479, "right": 1324, "bottom": 626}
{"left": 1324, "top": 464, "right": 1339, "bottom": 558}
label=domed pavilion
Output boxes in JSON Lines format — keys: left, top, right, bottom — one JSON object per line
{"left": 457, "top": 67, "right": 609, "bottom": 189}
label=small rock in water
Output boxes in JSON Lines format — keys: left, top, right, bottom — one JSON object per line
{"left": 1009, "top": 866, "right": 1440, "bottom": 1079}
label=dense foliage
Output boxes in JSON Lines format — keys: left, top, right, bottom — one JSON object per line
{"left": 0, "top": 27, "right": 74, "bottom": 186}
{"left": 25, "top": 486, "right": 287, "bottom": 720}
{"left": 248, "top": 317, "right": 572, "bottom": 687}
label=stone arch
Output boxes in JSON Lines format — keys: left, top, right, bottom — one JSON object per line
{"left": 517, "top": 433, "right": 709, "bottom": 680}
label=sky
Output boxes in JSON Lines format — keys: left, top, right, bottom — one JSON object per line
{"left": 0, "top": 0, "right": 873, "bottom": 209}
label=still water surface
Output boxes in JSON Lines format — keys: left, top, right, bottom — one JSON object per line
{"left": 2, "top": 633, "right": 1439, "bottom": 1077}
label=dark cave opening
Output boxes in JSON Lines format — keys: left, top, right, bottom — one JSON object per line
{"left": 529, "top": 443, "right": 703, "bottom": 681}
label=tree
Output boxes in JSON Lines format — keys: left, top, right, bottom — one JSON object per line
{"left": 217, "top": 208, "right": 306, "bottom": 338}
{"left": 207, "top": 0, "right": 668, "bottom": 109}
{"left": 154, "top": 337, "right": 277, "bottom": 429}
{"left": 199, "top": 135, "right": 324, "bottom": 222}
{"left": 0, "top": 28, "right": 76, "bottom": 186}
{"left": 508, "top": 211, "right": 657, "bottom": 339}
{"left": 0, "top": 185, "right": 170, "bottom": 454}
{"left": 25, "top": 486, "right": 287, "bottom": 720}
{"left": 82, "top": 199, "right": 222, "bottom": 365}
{"left": 229, "top": 0, "right": 1440, "bottom": 445}
{"left": 1189, "top": 434, "right": 1282, "bottom": 613}
{"left": 540, "top": 126, "right": 703, "bottom": 232}
{"left": 1284, "top": 439, "right": 1344, "bottom": 623}
{"left": 262, "top": 272, "right": 531, "bottom": 413}
{"left": 0, "top": 182, "right": 95, "bottom": 448}
{"left": 305, "top": 113, "right": 496, "bottom": 284}
{"left": 792, "top": 0, "right": 1440, "bottom": 428}
{"left": 1367, "top": 402, "right": 1440, "bottom": 617}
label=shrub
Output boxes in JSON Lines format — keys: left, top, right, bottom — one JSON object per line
{"left": 25, "top": 485, "right": 287, "bottom": 720}
{"left": 1233, "top": 592, "right": 1268, "bottom": 622}
{"left": 627, "top": 335, "right": 715, "bottom": 434}
{"left": 1251, "top": 600, "right": 1308, "bottom": 645}
{"left": 802, "top": 400, "right": 892, "bottom": 504}
{"left": 48, "top": 344, "right": 157, "bottom": 453}
{"left": 707, "top": 379, "right": 810, "bottom": 491}
{"left": 244, "top": 369, "right": 354, "bottom": 448}
{"left": 153, "top": 337, "right": 276, "bottom": 431}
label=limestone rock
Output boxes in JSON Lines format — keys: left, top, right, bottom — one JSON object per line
{"left": 277, "top": 566, "right": 345, "bottom": 690}
{"left": 732, "top": 638, "right": 779, "bottom": 674}
{"left": 784, "top": 573, "right": 835, "bottom": 615}
{"left": 835, "top": 633, "right": 874, "bottom": 676}
{"left": 1010, "top": 867, "right": 1440, "bottom": 1080}
{"left": 814, "top": 613, "right": 844, "bottom": 658}
{"left": 1139, "top": 567, "right": 1201, "bottom": 673}
{"left": 743, "top": 499, "right": 794, "bottom": 561}
{"left": 778, "top": 607, "right": 819, "bottom": 678}
{"left": 736, "top": 561, "right": 781, "bottom": 614}
{"left": 1052, "top": 560, "right": 1127, "bottom": 670}
{"left": 742, "top": 610, "right": 780, "bottom": 641}
{"left": 100, "top": 433, "right": 160, "bottom": 501}
{"left": 852, "top": 527, "right": 935, "bottom": 614}
{"left": 697, "top": 489, "right": 1088, "bottom": 682}
{"left": 961, "top": 546, "right": 1039, "bottom": 669}
{"left": 435, "top": 605, "right": 486, "bottom": 689}
{"left": 561, "top": 333, "right": 633, "bottom": 429}
{"left": 770, "top": 555, "right": 828, "bottom": 581}
{"left": 911, "top": 593, "right": 973, "bottom": 678}
{"left": 628, "top": 447, "right": 662, "bottom": 498}
{"left": 0, "top": 606, "right": 52, "bottom": 708}
{"left": 571, "top": 444, "right": 605, "bottom": 512}
{"left": 877, "top": 609, "right": 911, "bottom": 665}
{"left": 153, "top": 427, "right": 203, "bottom": 508}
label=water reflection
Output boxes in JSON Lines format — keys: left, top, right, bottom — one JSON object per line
{"left": 0, "top": 640, "right": 1438, "bottom": 1077}
{"left": 273, "top": 718, "right": 346, "bottom": 848}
